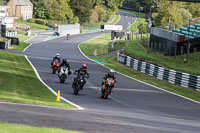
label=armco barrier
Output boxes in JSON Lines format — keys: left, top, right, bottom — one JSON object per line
{"left": 117, "top": 52, "right": 200, "bottom": 90}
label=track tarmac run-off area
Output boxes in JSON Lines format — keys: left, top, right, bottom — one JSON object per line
{"left": 0, "top": 11, "right": 200, "bottom": 133}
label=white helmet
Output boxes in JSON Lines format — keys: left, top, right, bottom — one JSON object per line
{"left": 56, "top": 53, "right": 60, "bottom": 57}
{"left": 110, "top": 69, "right": 115, "bottom": 73}
{"left": 109, "top": 69, "right": 115, "bottom": 76}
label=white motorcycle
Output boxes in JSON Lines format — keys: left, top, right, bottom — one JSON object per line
{"left": 59, "top": 66, "right": 69, "bottom": 83}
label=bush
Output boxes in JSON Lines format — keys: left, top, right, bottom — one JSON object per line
{"left": 27, "top": 18, "right": 36, "bottom": 23}
{"left": 35, "top": 19, "right": 47, "bottom": 25}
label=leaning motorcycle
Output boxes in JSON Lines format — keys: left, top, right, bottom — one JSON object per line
{"left": 101, "top": 78, "right": 115, "bottom": 99}
{"left": 58, "top": 66, "right": 68, "bottom": 83}
{"left": 52, "top": 59, "right": 60, "bottom": 74}
{"left": 72, "top": 72, "right": 89, "bottom": 95}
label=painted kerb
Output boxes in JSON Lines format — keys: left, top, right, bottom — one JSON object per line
{"left": 117, "top": 52, "right": 200, "bottom": 90}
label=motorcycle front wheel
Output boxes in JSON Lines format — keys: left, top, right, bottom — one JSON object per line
{"left": 74, "top": 89, "right": 79, "bottom": 95}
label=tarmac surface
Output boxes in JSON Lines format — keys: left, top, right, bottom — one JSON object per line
{"left": 0, "top": 11, "right": 200, "bottom": 133}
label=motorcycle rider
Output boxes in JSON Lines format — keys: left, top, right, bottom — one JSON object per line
{"left": 72, "top": 64, "right": 89, "bottom": 89}
{"left": 51, "top": 53, "right": 61, "bottom": 67}
{"left": 58, "top": 59, "right": 71, "bottom": 75}
{"left": 102, "top": 69, "right": 116, "bottom": 94}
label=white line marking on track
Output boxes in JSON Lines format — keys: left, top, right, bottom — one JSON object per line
{"left": 25, "top": 55, "right": 85, "bottom": 110}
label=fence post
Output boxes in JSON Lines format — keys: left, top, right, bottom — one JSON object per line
{"left": 194, "top": 48, "right": 197, "bottom": 62}
{"left": 175, "top": 46, "right": 177, "bottom": 59}
{"left": 159, "top": 43, "right": 161, "bottom": 53}
{"left": 169, "top": 47, "right": 171, "bottom": 57}
{"left": 181, "top": 46, "right": 183, "bottom": 59}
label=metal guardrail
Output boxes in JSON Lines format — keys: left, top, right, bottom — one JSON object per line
{"left": 117, "top": 52, "right": 200, "bottom": 90}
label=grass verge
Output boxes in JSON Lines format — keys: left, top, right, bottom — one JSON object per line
{"left": 0, "top": 51, "right": 74, "bottom": 108}
{"left": 80, "top": 33, "right": 111, "bottom": 56}
{"left": 79, "top": 33, "right": 200, "bottom": 102}
{"left": 110, "top": 13, "right": 120, "bottom": 25}
{"left": 15, "top": 20, "right": 48, "bottom": 30}
{"left": 12, "top": 33, "right": 36, "bottom": 51}
{"left": 114, "top": 36, "right": 200, "bottom": 75}
{"left": 0, "top": 122, "right": 84, "bottom": 133}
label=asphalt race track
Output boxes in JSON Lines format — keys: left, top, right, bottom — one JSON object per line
{"left": 0, "top": 11, "right": 200, "bottom": 133}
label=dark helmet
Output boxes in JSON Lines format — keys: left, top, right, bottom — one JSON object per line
{"left": 62, "top": 59, "right": 67, "bottom": 63}
{"left": 82, "top": 64, "right": 87, "bottom": 70}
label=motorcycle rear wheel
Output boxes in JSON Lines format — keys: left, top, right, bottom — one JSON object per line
{"left": 52, "top": 67, "right": 56, "bottom": 74}
{"left": 104, "top": 94, "right": 108, "bottom": 99}
{"left": 60, "top": 78, "right": 65, "bottom": 83}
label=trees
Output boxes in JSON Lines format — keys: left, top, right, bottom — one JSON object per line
{"left": 30, "top": 0, "right": 125, "bottom": 24}
{"left": 70, "top": 0, "right": 93, "bottom": 24}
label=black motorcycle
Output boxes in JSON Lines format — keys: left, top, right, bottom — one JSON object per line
{"left": 72, "top": 71, "right": 89, "bottom": 95}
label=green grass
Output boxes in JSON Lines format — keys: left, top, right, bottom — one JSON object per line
{"left": 110, "top": 14, "right": 120, "bottom": 25}
{"left": 79, "top": 33, "right": 200, "bottom": 102}
{"left": 114, "top": 37, "right": 200, "bottom": 75}
{"left": 80, "top": 33, "right": 111, "bottom": 56}
{"left": 119, "top": 9, "right": 147, "bottom": 31}
{"left": 0, "top": 51, "right": 74, "bottom": 108}
{"left": 15, "top": 20, "right": 48, "bottom": 30}
{"left": 0, "top": 122, "right": 84, "bottom": 133}
{"left": 12, "top": 33, "right": 36, "bottom": 51}
{"left": 92, "top": 56, "right": 200, "bottom": 102}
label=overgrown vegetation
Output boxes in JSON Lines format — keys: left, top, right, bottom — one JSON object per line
{"left": 30, "top": 0, "right": 124, "bottom": 24}
{"left": 123, "top": 0, "right": 200, "bottom": 27}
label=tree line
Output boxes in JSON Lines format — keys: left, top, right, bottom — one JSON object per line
{"left": 30, "top": 0, "right": 124, "bottom": 24}
{"left": 123, "top": 0, "right": 200, "bottom": 27}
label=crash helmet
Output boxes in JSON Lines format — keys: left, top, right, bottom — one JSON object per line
{"left": 56, "top": 53, "right": 60, "bottom": 58}
{"left": 62, "top": 59, "right": 67, "bottom": 63}
{"left": 82, "top": 64, "right": 87, "bottom": 70}
{"left": 109, "top": 69, "right": 115, "bottom": 77}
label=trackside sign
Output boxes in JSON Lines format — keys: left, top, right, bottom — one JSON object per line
{"left": 104, "top": 25, "right": 123, "bottom": 31}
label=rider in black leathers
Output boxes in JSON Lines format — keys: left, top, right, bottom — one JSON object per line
{"left": 58, "top": 59, "right": 71, "bottom": 75}
{"left": 72, "top": 64, "right": 89, "bottom": 89}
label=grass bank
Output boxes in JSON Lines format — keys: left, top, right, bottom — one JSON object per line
{"left": 0, "top": 51, "right": 74, "bottom": 108}
{"left": 0, "top": 122, "right": 84, "bottom": 133}
{"left": 15, "top": 20, "right": 48, "bottom": 30}
{"left": 80, "top": 33, "right": 111, "bottom": 56}
{"left": 114, "top": 37, "right": 200, "bottom": 76}
{"left": 79, "top": 33, "right": 200, "bottom": 102}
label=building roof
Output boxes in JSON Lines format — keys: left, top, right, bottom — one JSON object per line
{"left": 17, "top": 0, "right": 33, "bottom": 6}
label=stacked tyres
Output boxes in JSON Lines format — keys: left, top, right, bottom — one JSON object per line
{"left": 1, "top": 25, "right": 6, "bottom": 37}
{"left": 117, "top": 52, "right": 200, "bottom": 91}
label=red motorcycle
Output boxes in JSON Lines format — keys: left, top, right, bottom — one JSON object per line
{"left": 101, "top": 78, "right": 115, "bottom": 99}
{"left": 52, "top": 59, "right": 60, "bottom": 74}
